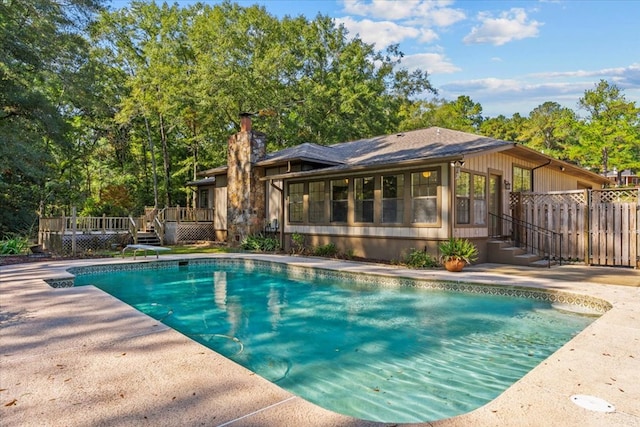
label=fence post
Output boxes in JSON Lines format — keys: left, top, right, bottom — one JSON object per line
{"left": 71, "top": 206, "right": 77, "bottom": 256}
{"left": 584, "top": 189, "right": 591, "bottom": 266}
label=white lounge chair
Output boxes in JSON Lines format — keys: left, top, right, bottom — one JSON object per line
{"left": 122, "top": 244, "right": 171, "bottom": 259}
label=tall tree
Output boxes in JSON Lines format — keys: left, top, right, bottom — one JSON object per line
{"left": 570, "top": 80, "right": 640, "bottom": 175}
{"left": 517, "top": 102, "right": 578, "bottom": 159}
{"left": 0, "top": 0, "right": 105, "bottom": 235}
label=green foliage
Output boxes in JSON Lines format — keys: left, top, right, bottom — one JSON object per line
{"left": 291, "top": 232, "right": 306, "bottom": 254}
{"left": 312, "top": 242, "right": 338, "bottom": 257}
{"left": 241, "top": 234, "right": 280, "bottom": 252}
{"left": 438, "top": 238, "right": 479, "bottom": 265}
{"left": 0, "top": 235, "right": 30, "bottom": 255}
{"left": 403, "top": 248, "right": 439, "bottom": 269}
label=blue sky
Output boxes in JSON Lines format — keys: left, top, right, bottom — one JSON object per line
{"left": 110, "top": 0, "right": 640, "bottom": 118}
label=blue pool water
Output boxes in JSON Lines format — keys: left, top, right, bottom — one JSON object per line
{"left": 74, "top": 261, "right": 596, "bottom": 423}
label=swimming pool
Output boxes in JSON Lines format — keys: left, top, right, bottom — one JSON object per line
{"left": 72, "top": 259, "right": 603, "bottom": 423}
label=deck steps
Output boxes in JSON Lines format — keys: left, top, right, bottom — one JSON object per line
{"left": 136, "top": 231, "right": 161, "bottom": 246}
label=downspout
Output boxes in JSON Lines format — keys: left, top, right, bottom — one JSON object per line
{"left": 270, "top": 180, "right": 284, "bottom": 250}
{"left": 531, "top": 160, "right": 551, "bottom": 192}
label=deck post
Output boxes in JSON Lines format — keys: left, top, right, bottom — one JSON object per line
{"left": 71, "top": 207, "right": 77, "bottom": 256}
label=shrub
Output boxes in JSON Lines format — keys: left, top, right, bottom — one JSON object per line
{"left": 0, "top": 235, "right": 30, "bottom": 255}
{"left": 241, "top": 234, "right": 280, "bottom": 252}
{"left": 291, "top": 232, "right": 306, "bottom": 254}
{"left": 313, "top": 242, "right": 338, "bottom": 257}
{"left": 403, "top": 248, "right": 439, "bottom": 268}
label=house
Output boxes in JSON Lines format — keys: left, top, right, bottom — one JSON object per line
{"left": 604, "top": 169, "right": 640, "bottom": 187}
{"left": 191, "top": 114, "right": 612, "bottom": 263}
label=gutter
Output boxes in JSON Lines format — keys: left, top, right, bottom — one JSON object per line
{"left": 531, "top": 160, "right": 552, "bottom": 192}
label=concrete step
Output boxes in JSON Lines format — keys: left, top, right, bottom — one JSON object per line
{"left": 486, "top": 239, "right": 545, "bottom": 267}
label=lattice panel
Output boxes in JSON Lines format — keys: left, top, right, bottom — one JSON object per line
{"left": 511, "top": 191, "right": 587, "bottom": 208}
{"left": 591, "top": 188, "right": 639, "bottom": 204}
{"left": 177, "top": 224, "right": 215, "bottom": 242}
{"left": 60, "top": 233, "right": 130, "bottom": 255}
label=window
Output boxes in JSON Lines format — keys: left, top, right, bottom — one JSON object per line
{"left": 513, "top": 166, "right": 532, "bottom": 192}
{"left": 456, "top": 171, "right": 470, "bottom": 224}
{"left": 382, "top": 174, "right": 404, "bottom": 223}
{"left": 308, "top": 181, "right": 325, "bottom": 223}
{"left": 330, "top": 179, "right": 348, "bottom": 222}
{"left": 198, "top": 189, "right": 209, "bottom": 208}
{"left": 411, "top": 170, "right": 439, "bottom": 223}
{"left": 473, "top": 175, "right": 486, "bottom": 225}
{"left": 288, "top": 183, "right": 304, "bottom": 223}
{"left": 455, "top": 172, "right": 487, "bottom": 225}
{"left": 354, "top": 176, "right": 374, "bottom": 223}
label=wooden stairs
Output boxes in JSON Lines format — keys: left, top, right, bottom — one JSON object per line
{"left": 136, "top": 231, "right": 161, "bottom": 246}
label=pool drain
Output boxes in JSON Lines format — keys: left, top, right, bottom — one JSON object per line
{"left": 570, "top": 394, "right": 615, "bottom": 412}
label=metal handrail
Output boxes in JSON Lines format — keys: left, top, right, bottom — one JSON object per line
{"left": 489, "top": 212, "right": 563, "bottom": 268}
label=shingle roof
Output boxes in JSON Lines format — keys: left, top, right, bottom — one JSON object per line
{"left": 258, "top": 127, "right": 512, "bottom": 169}
{"left": 257, "top": 142, "right": 345, "bottom": 166}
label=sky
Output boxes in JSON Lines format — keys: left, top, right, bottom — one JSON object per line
{"left": 110, "top": 0, "right": 640, "bottom": 118}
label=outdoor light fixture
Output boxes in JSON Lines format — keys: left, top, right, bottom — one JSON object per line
{"left": 450, "top": 160, "right": 465, "bottom": 167}
{"left": 504, "top": 179, "right": 511, "bottom": 190}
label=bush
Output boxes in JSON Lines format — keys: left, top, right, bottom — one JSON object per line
{"left": 291, "top": 232, "right": 305, "bottom": 254}
{"left": 313, "top": 242, "right": 338, "bottom": 257}
{"left": 403, "top": 248, "right": 439, "bottom": 268}
{"left": 241, "top": 234, "right": 280, "bottom": 252}
{"left": 0, "top": 235, "right": 30, "bottom": 255}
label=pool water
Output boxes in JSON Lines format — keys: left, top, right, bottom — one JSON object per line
{"left": 75, "top": 262, "right": 596, "bottom": 423}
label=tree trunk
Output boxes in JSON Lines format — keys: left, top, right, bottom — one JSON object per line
{"left": 144, "top": 116, "right": 159, "bottom": 208}
{"left": 158, "top": 112, "right": 171, "bottom": 207}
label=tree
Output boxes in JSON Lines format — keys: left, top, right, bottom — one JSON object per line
{"left": 517, "top": 102, "right": 578, "bottom": 159}
{"left": 0, "top": 0, "right": 105, "bottom": 235}
{"left": 479, "top": 113, "right": 527, "bottom": 142}
{"left": 569, "top": 80, "right": 640, "bottom": 175}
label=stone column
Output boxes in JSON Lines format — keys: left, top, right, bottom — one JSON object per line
{"left": 226, "top": 114, "right": 266, "bottom": 246}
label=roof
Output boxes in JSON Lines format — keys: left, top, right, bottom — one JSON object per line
{"left": 257, "top": 142, "right": 344, "bottom": 167}
{"left": 257, "top": 127, "right": 510, "bottom": 169}
{"left": 186, "top": 176, "right": 216, "bottom": 186}
{"left": 195, "top": 165, "right": 227, "bottom": 178}
{"left": 258, "top": 127, "right": 611, "bottom": 186}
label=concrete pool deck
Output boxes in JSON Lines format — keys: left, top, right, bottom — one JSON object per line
{"left": 1, "top": 254, "right": 638, "bottom": 427}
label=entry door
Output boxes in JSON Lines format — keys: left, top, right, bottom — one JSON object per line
{"left": 488, "top": 174, "right": 502, "bottom": 237}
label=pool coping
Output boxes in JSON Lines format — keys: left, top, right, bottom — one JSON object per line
{"left": 1, "top": 253, "right": 639, "bottom": 426}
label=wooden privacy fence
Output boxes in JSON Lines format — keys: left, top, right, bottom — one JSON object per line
{"left": 511, "top": 189, "right": 639, "bottom": 267}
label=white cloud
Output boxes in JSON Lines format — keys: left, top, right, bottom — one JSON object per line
{"left": 336, "top": 17, "right": 420, "bottom": 47}
{"left": 342, "top": 0, "right": 423, "bottom": 20}
{"left": 463, "top": 8, "right": 542, "bottom": 46}
{"left": 401, "top": 52, "right": 460, "bottom": 74}
{"left": 340, "top": 0, "right": 465, "bottom": 27}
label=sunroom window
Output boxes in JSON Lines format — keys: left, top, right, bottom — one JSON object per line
{"left": 330, "top": 179, "right": 348, "bottom": 222}
{"left": 308, "top": 181, "right": 325, "bottom": 223}
{"left": 411, "top": 170, "right": 439, "bottom": 223}
{"left": 382, "top": 174, "right": 404, "bottom": 223}
{"left": 354, "top": 176, "right": 374, "bottom": 223}
{"left": 288, "top": 182, "right": 304, "bottom": 223}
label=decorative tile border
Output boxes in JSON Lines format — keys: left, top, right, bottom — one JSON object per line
{"left": 50, "top": 257, "right": 612, "bottom": 314}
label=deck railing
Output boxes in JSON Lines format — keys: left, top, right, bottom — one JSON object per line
{"left": 39, "top": 215, "right": 133, "bottom": 233}
{"left": 158, "top": 206, "right": 214, "bottom": 223}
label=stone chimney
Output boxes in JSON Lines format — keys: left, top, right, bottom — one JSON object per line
{"left": 240, "top": 112, "right": 252, "bottom": 132}
{"left": 226, "top": 113, "right": 266, "bottom": 246}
